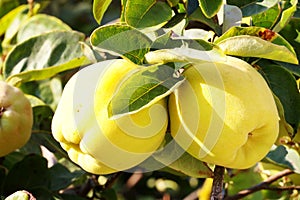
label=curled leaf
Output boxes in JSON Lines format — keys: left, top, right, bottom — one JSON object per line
{"left": 216, "top": 35, "right": 298, "bottom": 64}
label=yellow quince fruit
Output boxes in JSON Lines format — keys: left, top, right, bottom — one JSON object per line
{"left": 169, "top": 56, "right": 279, "bottom": 169}
{"left": 52, "top": 59, "right": 168, "bottom": 174}
{"left": 0, "top": 81, "right": 33, "bottom": 157}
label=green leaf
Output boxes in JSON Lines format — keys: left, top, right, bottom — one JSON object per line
{"left": 108, "top": 64, "right": 185, "bottom": 118}
{"left": 145, "top": 47, "right": 226, "bottom": 65}
{"left": 273, "top": 0, "right": 298, "bottom": 32}
{"left": 49, "top": 163, "right": 77, "bottom": 191}
{"left": 189, "top": 8, "right": 222, "bottom": 35}
{"left": 93, "top": 0, "right": 112, "bottom": 24}
{"left": 225, "top": 167, "right": 264, "bottom": 199}
{"left": 3, "top": 155, "right": 50, "bottom": 196}
{"left": 216, "top": 35, "right": 298, "bottom": 64}
{"left": 216, "top": 26, "right": 296, "bottom": 54}
{"left": 3, "top": 30, "right": 86, "bottom": 79}
{"left": 239, "top": 0, "right": 278, "bottom": 17}
{"left": 251, "top": 4, "right": 280, "bottom": 28}
{"left": 214, "top": 27, "right": 298, "bottom": 64}
{"left": 162, "top": 13, "right": 186, "bottom": 29}
{"left": 273, "top": 61, "right": 300, "bottom": 77}
{"left": 90, "top": 24, "right": 152, "bottom": 64}
{"left": 0, "top": 4, "right": 27, "bottom": 37}
{"left": 1, "top": 5, "right": 29, "bottom": 46}
{"left": 151, "top": 31, "right": 214, "bottom": 51}
{"left": 279, "top": 18, "right": 300, "bottom": 61}
{"left": 26, "top": 94, "right": 46, "bottom": 107}
{"left": 0, "top": 0, "right": 19, "bottom": 18}
{"left": 32, "top": 105, "right": 54, "bottom": 132}
{"left": 99, "top": 188, "right": 118, "bottom": 200}
{"left": 80, "top": 42, "right": 105, "bottom": 63}
{"left": 6, "top": 56, "right": 89, "bottom": 87}
{"left": 257, "top": 60, "right": 300, "bottom": 132}
{"left": 167, "top": 0, "right": 179, "bottom": 7}
{"left": 25, "top": 133, "right": 67, "bottom": 159}
{"left": 273, "top": 94, "right": 295, "bottom": 139}
{"left": 265, "top": 145, "right": 300, "bottom": 173}
{"left": 16, "top": 14, "right": 71, "bottom": 43}
{"left": 152, "top": 134, "right": 214, "bottom": 178}
{"left": 198, "top": 0, "right": 223, "bottom": 18}
{"left": 124, "top": 0, "right": 172, "bottom": 28}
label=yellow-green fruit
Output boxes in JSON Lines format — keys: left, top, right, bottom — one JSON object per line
{"left": 169, "top": 56, "right": 279, "bottom": 169}
{"left": 0, "top": 81, "right": 33, "bottom": 157}
{"left": 52, "top": 59, "right": 168, "bottom": 174}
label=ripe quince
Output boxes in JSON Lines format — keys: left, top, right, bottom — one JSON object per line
{"left": 0, "top": 81, "right": 33, "bottom": 157}
{"left": 169, "top": 56, "right": 279, "bottom": 169}
{"left": 52, "top": 59, "right": 168, "bottom": 174}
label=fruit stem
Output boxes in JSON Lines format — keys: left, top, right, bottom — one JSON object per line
{"left": 211, "top": 165, "right": 225, "bottom": 200}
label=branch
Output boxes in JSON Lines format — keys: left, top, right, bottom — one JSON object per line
{"left": 105, "top": 172, "right": 122, "bottom": 189}
{"left": 224, "top": 169, "right": 295, "bottom": 200}
{"left": 211, "top": 165, "right": 225, "bottom": 200}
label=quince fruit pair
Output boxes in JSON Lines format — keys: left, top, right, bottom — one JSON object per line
{"left": 51, "top": 59, "right": 168, "bottom": 174}
{"left": 52, "top": 55, "right": 279, "bottom": 174}
{"left": 0, "top": 81, "right": 33, "bottom": 157}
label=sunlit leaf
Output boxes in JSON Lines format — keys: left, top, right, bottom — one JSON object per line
{"left": 93, "top": 0, "right": 112, "bottom": 24}
{"left": 16, "top": 14, "right": 71, "bottom": 43}
{"left": 273, "top": 0, "right": 298, "bottom": 32}
{"left": 0, "top": 4, "right": 27, "bottom": 37}
{"left": 266, "top": 145, "right": 300, "bottom": 173}
{"left": 145, "top": 47, "right": 226, "bottom": 65}
{"left": 214, "top": 27, "right": 298, "bottom": 64}
{"left": 239, "top": 0, "right": 278, "bottom": 17}
{"left": 1, "top": 5, "right": 29, "bottom": 46}
{"left": 151, "top": 31, "right": 214, "bottom": 51}
{"left": 108, "top": 64, "right": 185, "bottom": 118}
{"left": 124, "top": 0, "right": 172, "bottom": 28}
{"left": 80, "top": 42, "right": 105, "bottom": 63}
{"left": 198, "top": 0, "right": 223, "bottom": 18}
{"left": 3, "top": 31, "right": 86, "bottom": 79}
{"left": 252, "top": 4, "right": 280, "bottom": 28}
{"left": 167, "top": 0, "right": 179, "bottom": 7}
{"left": 90, "top": 24, "right": 152, "bottom": 64}
{"left": 217, "top": 35, "right": 297, "bottom": 63}
{"left": 6, "top": 57, "right": 89, "bottom": 87}
{"left": 0, "top": 0, "right": 19, "bottom": 18}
